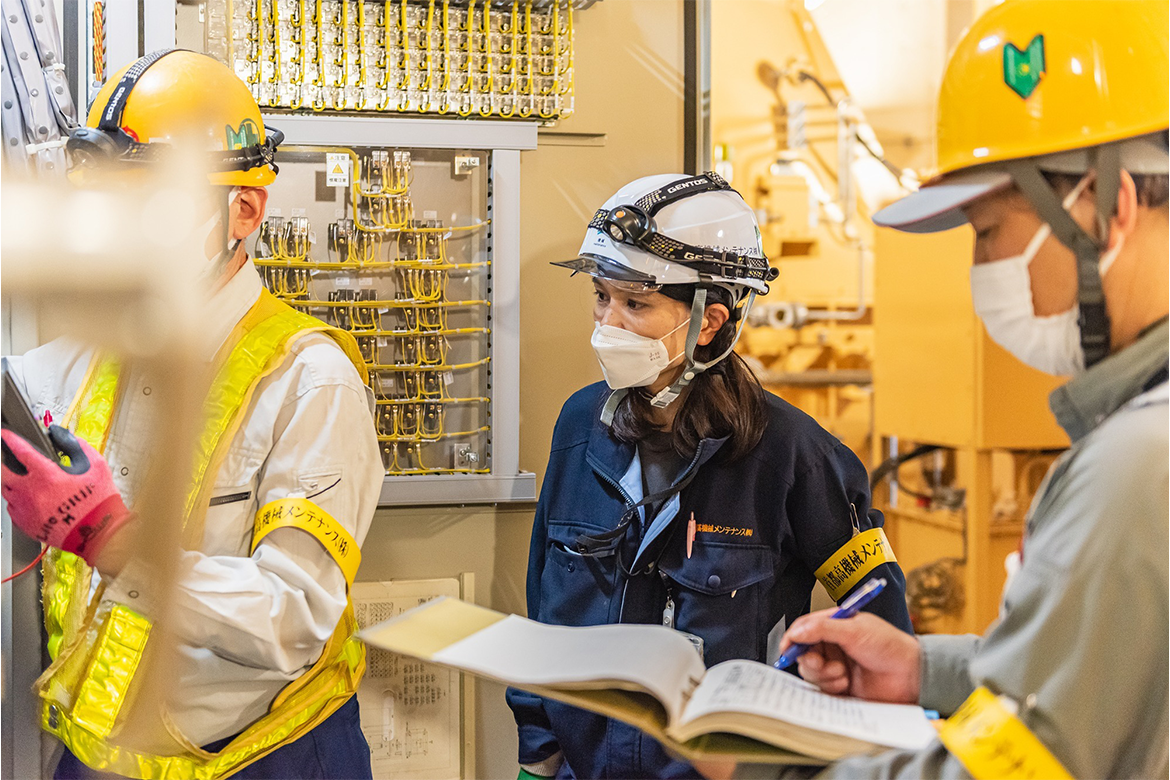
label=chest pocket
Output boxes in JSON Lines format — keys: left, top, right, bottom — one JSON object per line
{"left": 539, "top": 522, "right": 622, "bottom": 627}
{"left": 658, "top": 540, "right": 776, "bottom": 666}
{"left": 201, "top": 446, "right": 266, "bottom": 555}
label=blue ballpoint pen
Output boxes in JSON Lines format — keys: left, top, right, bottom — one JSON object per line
{"left": 773, "top": 577, "right": 888, "bottom": 670}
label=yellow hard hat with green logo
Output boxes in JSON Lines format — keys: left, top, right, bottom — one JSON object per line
{"left": 937, "top": 0, "right": 1168, "bottom": 178}
{"left": 874, "top": 0, "right": 1168, "bottom": 368}
{"left": 67, "top": 49, "right": 282, "bottom": 187}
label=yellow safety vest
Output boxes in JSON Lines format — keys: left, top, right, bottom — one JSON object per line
{"left": 36, "top": 290, "right": 370, "bottom": 779}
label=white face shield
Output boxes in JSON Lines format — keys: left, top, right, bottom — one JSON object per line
{"left": 554, "top": 172, "right": 772, "bottom": 294}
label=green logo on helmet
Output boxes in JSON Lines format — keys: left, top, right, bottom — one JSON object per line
{"left": 225, "top": 118, "right": 261, "bottom": 150}
{"left": 1003, "top": 34, "right": 1045, "bottom": 99}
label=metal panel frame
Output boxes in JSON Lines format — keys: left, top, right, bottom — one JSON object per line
{"left": 683, "top": 0, "right": 712, "bottom": 174}
{"left": 141, "top": 1, "right": 175, "bottom": 57}
{"left": 104, "top": 0, "right": 138, "bottom": 76}
{"left": 266, "top": 114, "right": 537, "bottom": 153}
{"left": 2, "top": 298, "right": 48, "bottom": 780}
{"left": 268, "top": 115, "right": 537, "bottom": 506}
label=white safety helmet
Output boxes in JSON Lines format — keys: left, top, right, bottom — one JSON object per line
{"left": 555, "top": 172, "right": 778, "bottom": 417}
{"left": 554, "top": 172, "right": 775, "bottom": 302}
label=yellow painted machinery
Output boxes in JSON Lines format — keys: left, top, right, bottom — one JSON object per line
{"left": 871, "top": 226, "right": 1067, "bottom": 634}
{"left": 712, "top": 0, "right": 907, "bottom": 464}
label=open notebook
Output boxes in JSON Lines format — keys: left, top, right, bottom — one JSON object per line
{"left": 359, "top": 597, "right": 936, "bottom": 765}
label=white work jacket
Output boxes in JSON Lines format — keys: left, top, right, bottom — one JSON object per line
{"left": 8, "top": 260, "right": 384, "bottom": 751}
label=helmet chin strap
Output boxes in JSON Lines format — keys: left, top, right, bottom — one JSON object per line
{"left": 599, "top": 288, "right": 757, "bottom": 425}
{"left": 1005, "top": 143, "right": 1120, "bottom": 368}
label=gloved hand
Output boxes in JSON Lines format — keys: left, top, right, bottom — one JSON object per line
{"left": 1, "top": 425, "right": 132, "bottom": 566}
{"left": 517, "top": 770, "right": 555, "bottom": 780}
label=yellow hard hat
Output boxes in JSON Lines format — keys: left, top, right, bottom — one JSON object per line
{"left": 937, "top": 0, "right": 1168, "bottom": 177}
{"left": 874, "top": 0, "right": 1169, "bottom": 370}
{"left": 67, "top": 49, "right": 282, "bottom": 186}
{"left": 875, "top": 0, "right": 1168, "bottom": 233}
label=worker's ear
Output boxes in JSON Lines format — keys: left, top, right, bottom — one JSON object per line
{"left": 1106, "top": 169, "right": 1139, "bottom": 249}
{"left": 696, "top": 303, "right": 730, "bottom": 347}
{"left": 231, "top": 186, "right": 269, "bottom": 240}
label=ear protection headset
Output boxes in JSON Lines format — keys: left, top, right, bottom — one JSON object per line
{"left": 66, "top": 49, "right": 283, "bottom": 175}
{"left": 587, "top": 171, "right": 779, "bottom": 286}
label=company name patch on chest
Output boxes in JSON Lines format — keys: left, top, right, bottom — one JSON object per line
{"left": 695, "top": 523, "right": 754, "bottom": 537}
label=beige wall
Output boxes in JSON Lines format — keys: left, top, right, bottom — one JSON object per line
{"left": 357, "top": 3, "right": 689, "bottom": 777}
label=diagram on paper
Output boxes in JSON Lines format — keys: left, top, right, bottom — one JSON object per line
{"left": 354, "top": 579, "right": 463, "bottom": 780}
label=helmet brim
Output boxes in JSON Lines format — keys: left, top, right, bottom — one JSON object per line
{"left": 551, "top": 254, "right": 664, "bottom": 291}
{"left": 872, "top": 169, "right": 1013, "bottom": 234}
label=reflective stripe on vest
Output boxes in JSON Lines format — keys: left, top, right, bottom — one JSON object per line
{"left": 43, "top": 358, "right": 123, "bottom": 660}
{"left": 36, "top": 290, "right": 369, "bottom": 779}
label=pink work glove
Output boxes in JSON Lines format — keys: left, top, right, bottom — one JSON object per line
{"left": 1, "top": 426, "right": 132, "bottom": 566}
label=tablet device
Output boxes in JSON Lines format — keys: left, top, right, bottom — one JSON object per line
{"left": 1, "top": 357, "right": 57, "bottom": 460}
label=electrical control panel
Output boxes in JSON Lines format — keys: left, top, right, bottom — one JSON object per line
{"left": 258, "top": 115, "right": 535, "bottom": 504}
{"left": 257, "top": 144, "right": 492, "bottom": 477}
{"left": 68, "top": 4, "right": 543, "bottom": 504}
{"left": 203, "top": 0, "right": 575, "bottom": 121}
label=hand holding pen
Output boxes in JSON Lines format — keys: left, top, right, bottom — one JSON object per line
{"left": 775, "top": 578, "right": 888, "bottom": 669}
{"left": 775, "top": 577, "right": 923, "bottom": 704}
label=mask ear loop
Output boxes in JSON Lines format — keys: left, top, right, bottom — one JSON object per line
{"left": 1007, "top": 149, "right": 1116, "bottom": 367}
{"left": 598, "top": 288, "right": 759, "bottom": 424}
{"left": 650, "top": 289, "right": 757, "bottom": 409}
{"left": 199, "top": 187, "right": 243, "bottom": 287}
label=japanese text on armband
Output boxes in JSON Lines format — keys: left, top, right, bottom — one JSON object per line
{"left": 252, "top": 497, "right": 361, "bottom": 585}
{"left": 939, "top": 686, "right": 1072, "bottom": 779}
{"left": 814, "top": 527, "right": 896, "bottom": 602}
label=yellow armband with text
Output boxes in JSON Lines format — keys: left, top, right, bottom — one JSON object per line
{"left": 814, "top": 527, "right": 896, "bottom": 602}
{"left": 252, "top": 498, "right": 361, "bottom": 586}
{"left": 939, "top": 686, "right": 1073, "bottom": 779}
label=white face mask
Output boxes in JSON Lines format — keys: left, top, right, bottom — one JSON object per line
{"left": 194, "top": 187, "right": 242, "bottom": 290}
{"left": 969, "top": 175, "right": 1120, "bottom": 376}
{"left": 590, "top": 318, "right": 688, "bottom": 389}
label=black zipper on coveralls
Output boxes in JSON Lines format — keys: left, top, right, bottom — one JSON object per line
{"left": 615, "top": 441, "right": 707, "bottom": 622}
{"left": 586, "top": 451, "right": 637, "bottom": 514}
{"left": 580, "top": 440, "right": 708, "bottom": 559}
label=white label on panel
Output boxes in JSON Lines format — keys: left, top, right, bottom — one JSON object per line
{"left": 326, "top": 153, "right": 351, "bottom": 187}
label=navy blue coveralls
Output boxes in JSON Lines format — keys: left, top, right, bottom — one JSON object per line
{"left": 506, "top": 383, "right": 913, "bottom": 779}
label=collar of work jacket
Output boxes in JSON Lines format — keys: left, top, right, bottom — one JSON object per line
{"left": 583, "top": 397, "right": 729, "bottom": 574}
{"left": 1050, "top": 317, "right": 1170, "bottom": 442}
{"left": 197, "top": 258, "right": 264, "bottom": 361}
